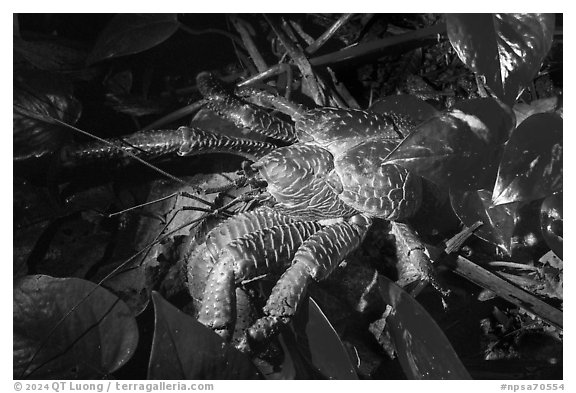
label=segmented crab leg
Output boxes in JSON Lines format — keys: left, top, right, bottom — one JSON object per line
{"left": 188, "top": 207, "right": 297, "bottom": 342}
{"left": 237, "top": 215, "right": 372, "bottom": 352}
{"left": 197, "top": 219, "right": 324, "bottom": 340}
{"left": 197, "top": 72, "right": 298, "bottom": 143}
{"left": 56, "top": 126, "right": 277, "bottom": 172}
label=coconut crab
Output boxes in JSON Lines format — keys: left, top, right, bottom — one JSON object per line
{"left": 18, "top": 70, "right": 439, "bottom": 356}
{"left": 184, "top": 72, "right": 434, "bottom": 353}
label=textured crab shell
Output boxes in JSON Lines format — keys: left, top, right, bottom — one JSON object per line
{"left": 295, "top": 107, "right": 404, "bottom": 156}
{"left": 293, "top": 107, "right": 421, "bottom": 220}
{"left": 219, "top": 221, "right": 324, "bottom": 282}
{"left": 253, "top": 144, "right": 357, "bottom": 220}
{"left": 196, "top": 72, "right": 297, "bottom": 143}
{"left": 333, "top": 138, "right": 422, "bottom": 220}
{"left": 206, "top": 206, "right": 294, "bottom": 259}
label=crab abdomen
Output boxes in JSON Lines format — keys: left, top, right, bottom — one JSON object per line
{"left": 333, "top": 138, "right": 422, "bottom": 220}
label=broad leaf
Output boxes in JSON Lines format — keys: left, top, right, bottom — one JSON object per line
{"left": 446, "top": 14, "right": 555, "bottom": 105}
{"left": 450, "top": 189, "right": 518, "bottom": 255}
{"left": 492, "top": 113, "right": 562, "bottom": 205}
{"left": 88, "top": 14, "right": 179, "bottom": 64}
{"left": 369, "top": 95, "right": 439, "bottom": 125}
{"left": 14, "top": 275, "right": 138, "bottom": 379}
{"left": 376, "top": 275, "right": 471, "bottom": 379}
{"left": 14, "top": 36, "right": 88, "bottom": 72}
{"left": 452, "top": 98, "right": 515, "bottom": 144}
{"left": 14, "top": 69, "right": 81, "bottom": 162}
{"left": 148, "top": 292, "right": 262, "bottom": 380}
{"left": 386, "top": 101, "right": 509, "bottom": 190}
{"left": 513, "top": 96, "right": 562, "bottom": 126}
{"left": 303, "top": 298, "right": 358, "bottom": 379}
{"left": 13, "top": 178, "right": 55, "bottom": 278}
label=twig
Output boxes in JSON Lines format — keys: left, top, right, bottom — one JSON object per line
{"left": 264, "top": 14, "right": 326, "bottom": 106}
{"left": 236, "top": 63, "right": 295, "bottom": 101}
{"left": 306, "top": 13, "right": 354, "bottom": 55}
{"left": 315, "top": 74, "right": 348, "bottom": 109}
{"left": 230, "top": 16, "right": 268, "bottom": 73}
{"left": 178, "top": 23, "right": 244, "bottom": 48}
{"left": 309, "top": 22, "right": 446, "bottom": 67}
{"left": 488, "top": 261, "right": 540, "bottom": 271}
{"left": 141, "top": 100, "right": 206, "bottom": 132}
{"left": 289, "top": 20, "right": 315, "bottom": 45}
{"left": 444, "top": 221, "right": 483, "bottom": 254}
{"left": 237, "top": 63, "right": 292, "bottom": 87}
{"left": 445, "top": 255, "right": 562, "bottom": 330}
{"left": 326, "top": 67, "right": 360, "bottom": 109}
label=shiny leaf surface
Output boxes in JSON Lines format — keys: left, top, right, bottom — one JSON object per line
{"left": 492, "top": 113, "right": 562, "bottom": 205}
{"left": 13, "top": 69, "right": 81, "bottom": 161}
{"left": 14, "top": 275, "right": 138, "bottom": 379}
{"left": 148, "top": 292, "right": 262, "bottom": 379}
{"left": 88, "top": 14, "right": 179, "bottom": 64}
{"left": 303, "top": 297, "right": 358, "bottom": 379}
{"left": 446, "top": 14, "right": 555, "bottom": 105}
{"left": 513, "top": 97, "right": 562, "bottom": 126}
{"left": 386, "top": 101, "right": 509, "bottom": 190}
{"left": 376, "top": 275, "right": 471, "bottom": 379}
{"left": 450, "top": 189, "right": 518, "bottom": 255}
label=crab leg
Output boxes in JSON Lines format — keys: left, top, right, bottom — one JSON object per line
{"left": 197, "top": 72, "right": 298, "bottom": 143}
{"left": 198, "top": 220, "right": 323, "bottom": 340}
{"left": 61, "top": 126, "right": 277, "bottom": 168}
{"left": 16, "top": 126, "right": 279, "bottom": 180}
{"left": 237, "top": 214, "right": 372, "bottom": 352}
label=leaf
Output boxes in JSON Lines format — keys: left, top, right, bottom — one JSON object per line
{"left": 540, "top": 192, "right": 562, "bottom": 259}
{"left": 452, "top": 98, "right": 515, "bottom": 144}
{"left": 450, "top": 189, "right": 518, "bottom": 255}
{"left": 13, "top": 69, "right": 81, "bottom": 161}
{"left": 87, "top": 14, "right": 179, "bottom": 64}
{"left": 369, "top": 94, "right": 439, "bottom": 125}
{"left": 386, "top": 101, "right": 508, "bottom": 190}
{"left": 513, "top": 96, "right": 562, "bottom": 126}
{"left": 14, "top": 275, "right": 138, "bottom": 379}
{"left": 446, "top": 14, "right": 555, "bottom": 105}
{"left": 492, "top": 113, "right": 562, "bottom": 205}
{"left": 148, "top": 292, "right": 262, "bottom": 380}
{"left": 13, "top": 178, "right": 55, "bottom": 278}
{"left": 302, "top": 297, "right": 358, "bottom": 379}
{"left": 14, "top": 36, "right": 88, "bottom": 72}
{"left": 376, "top": 275, "right": 471, "bottom": 379}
